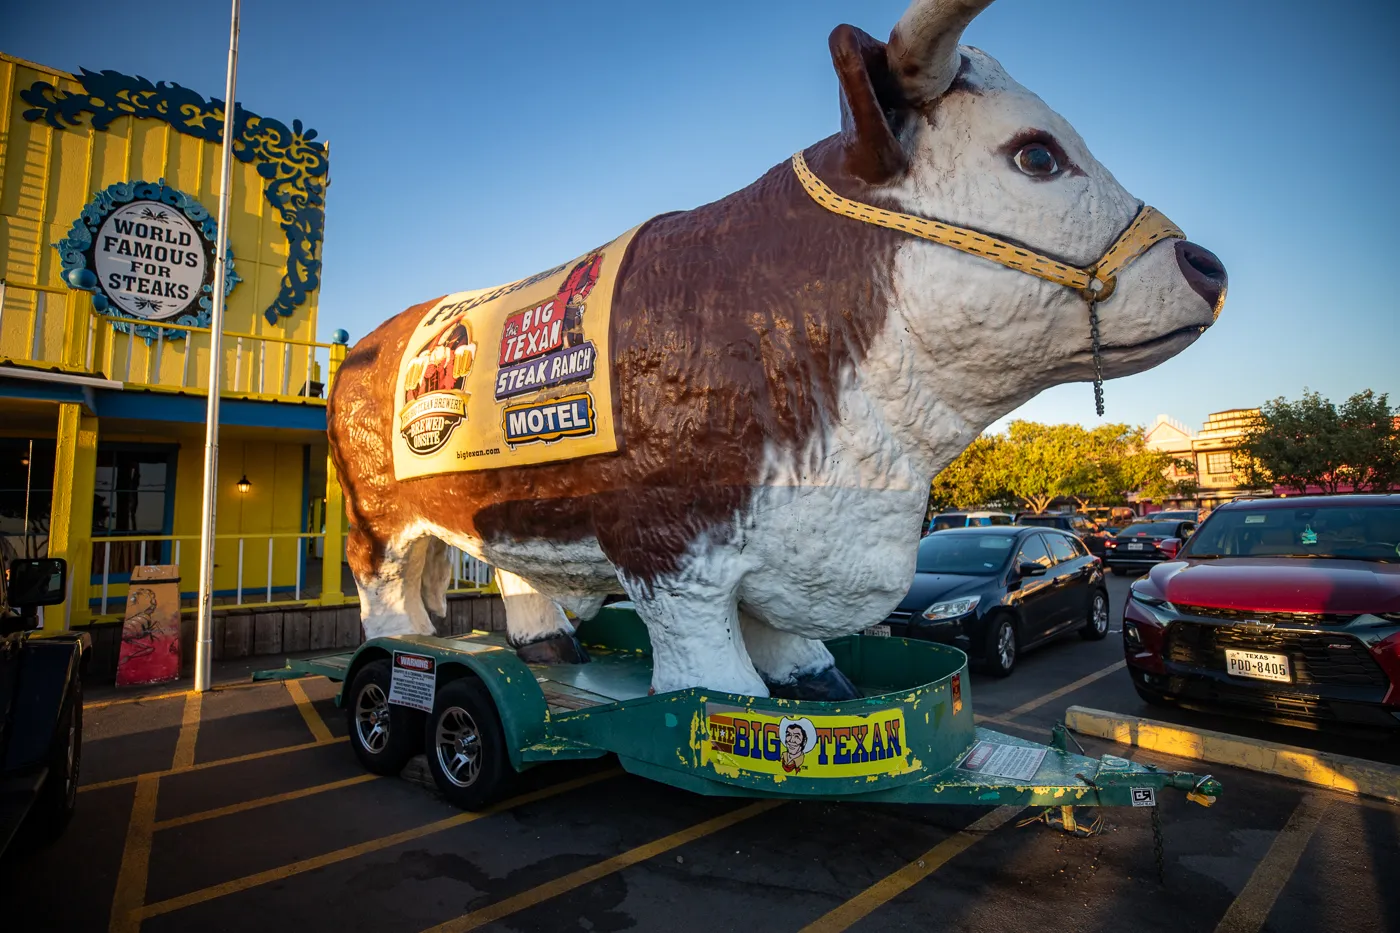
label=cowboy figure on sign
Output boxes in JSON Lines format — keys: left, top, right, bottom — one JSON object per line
{"left": 780, "top": 717, "right": 818, "bottom": 773}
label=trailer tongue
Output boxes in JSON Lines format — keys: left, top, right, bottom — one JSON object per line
{"left": 255, "top": 605, "right": 1219, "bottom": 825}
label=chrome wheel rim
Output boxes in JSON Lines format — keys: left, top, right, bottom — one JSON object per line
{"left": 997, "top": 623, "right": 1016, "bottom": 668}
{"left": 435, "top": 706, "right": 482, "bottom": 788}
{"left": 1092, "top": 595, "right": 1109, "bottom": 633}
{"left": 355, "top": 683, "right": 391, "bottom": 754}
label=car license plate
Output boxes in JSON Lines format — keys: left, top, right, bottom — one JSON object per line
{"left": 1225, "top": 649, "right": 1291, "bottom": 683}
{"left": 1126, "top": 543, "right": 1145, "bottom": 551}
{"left": 863, "top": 625, "right": 891, "bottom": 637}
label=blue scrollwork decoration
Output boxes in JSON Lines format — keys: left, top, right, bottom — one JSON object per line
{"left": 56, "top": 179, "right": 241, "bottom": 341}
{"left": 21, "top": 67, "right": 328, "bottom": 326}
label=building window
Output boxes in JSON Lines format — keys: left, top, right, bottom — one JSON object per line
{"left": 0, "top": 439, "right": 56, "bottom": 558}
{"left": 1206, "top": 452, "right": 1233, "bottom": 475}
{"left": 91, "top": 446, "right": 176, "bottom": 578}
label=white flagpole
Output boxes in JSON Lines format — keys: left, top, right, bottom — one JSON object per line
{"left": 194, "top": 0, "right": 241, "bottom": 692}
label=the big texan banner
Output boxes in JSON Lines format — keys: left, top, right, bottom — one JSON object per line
{"left": 391, "top": 226, "right": 640, "bottom": 479}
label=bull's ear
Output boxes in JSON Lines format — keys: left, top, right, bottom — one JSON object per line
{"left": 829, "top": 24, "right": 909, "bottom": 185}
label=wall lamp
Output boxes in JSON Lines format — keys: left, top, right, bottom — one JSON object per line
{"left": 236, "top": 474, "right": 252, "bottom": 494}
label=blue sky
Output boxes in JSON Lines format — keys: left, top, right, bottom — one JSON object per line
{"left": 5, "top": 0, "right": 1397, "bottom": 435}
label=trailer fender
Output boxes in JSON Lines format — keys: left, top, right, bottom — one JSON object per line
{"left": 340, "top": 636, "right": 547, "bottom": 773}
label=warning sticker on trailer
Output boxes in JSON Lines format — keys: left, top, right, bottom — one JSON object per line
{"left": 389, "top": 652, "right": 436, "bottom": 712}
{"left": 957, "top": 741, "right": 1049, "bottom": 782}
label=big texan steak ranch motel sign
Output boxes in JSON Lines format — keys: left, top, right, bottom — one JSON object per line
{"left": 390, "top": 226, "right": 640, "bottom": 478}
{"left": 94, "top": 200, "right": 209, "bottom": 320}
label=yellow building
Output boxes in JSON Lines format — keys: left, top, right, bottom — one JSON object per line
{"left": 1143, "top": 409, "right": 1269, "bottom": 511}
{"left": 1, "top": 53, "right": 493, "bottom": 662}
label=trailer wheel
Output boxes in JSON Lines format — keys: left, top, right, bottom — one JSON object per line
{"left": 425, "top": 678, "right": 507, "bottom": 810}
{"left": 33, "top": 677, "right": 82, "bottom": 843}
{"left": 346, "top": 660, "right": 422, "bottom": 775}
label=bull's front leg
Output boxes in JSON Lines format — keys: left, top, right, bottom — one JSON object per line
{"left": 496, "top": 569, "right": 590, "bottom": 664}
{"left": 740, "top": 610, "right": 861, "bottom": 700}
{"left": 618, "top": 553, "right": 768, "bottom": 697}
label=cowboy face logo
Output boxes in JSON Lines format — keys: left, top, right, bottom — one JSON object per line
{"left": 400, "top": 317, "right": 476, "bottom": 455}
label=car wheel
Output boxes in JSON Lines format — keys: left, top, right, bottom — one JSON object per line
{"left": 983, "top": 615, "right": 1018, "bottom": 678}
{"left": 346, "top": 659, "right": 423, "bottom": 776}
{"left": 424, "top": 678, "right": 509, "bottom": 810}
{"left": 33, "top": 676, "right": 82, "bottom": 843}
{"left": 1080, "top": 590, "right": 1111, "bottom": 641}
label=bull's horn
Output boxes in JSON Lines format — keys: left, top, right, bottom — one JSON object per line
{"left": 888, "top": 0, "right": 996, "bottom": 102}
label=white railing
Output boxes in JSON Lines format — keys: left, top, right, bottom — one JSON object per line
{"left": 448, "top": 547, "right": 495, "bottom": 592}
{"left": 91, "top": 531, "right": 324, "bottom": 616}
{"left": 0, "top": 279, "right": 339, "bottom": 402}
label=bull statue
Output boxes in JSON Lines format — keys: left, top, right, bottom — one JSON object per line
{"left": 328, "top": 0, "right": 1226, "bottom": 701}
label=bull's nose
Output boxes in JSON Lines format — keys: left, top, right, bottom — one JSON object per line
{"left": 1174, "top": 240, "right": 1227, "bottom": 318}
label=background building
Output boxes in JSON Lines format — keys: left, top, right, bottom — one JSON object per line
{"left": 0, "top": 53, "right": 490, "bottom": 666}
{"left": 1143, "top": 408, "right": 1268, "bottom": 513}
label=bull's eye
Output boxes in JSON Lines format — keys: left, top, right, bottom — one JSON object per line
{"left": 1014, "top": 143, "right": 1059, "bottom": 177}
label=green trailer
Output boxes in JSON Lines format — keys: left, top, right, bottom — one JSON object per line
{"left": 255, "top": 604, "right": 1219, "bottom": 830}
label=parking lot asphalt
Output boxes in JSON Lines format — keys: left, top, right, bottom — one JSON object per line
{"left": 4, "top": 575, "right": 1398, "bottom": 933}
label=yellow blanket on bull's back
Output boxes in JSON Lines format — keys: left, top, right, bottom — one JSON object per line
{"left": 390, "top": 225, "right": 640, "bottom": 480}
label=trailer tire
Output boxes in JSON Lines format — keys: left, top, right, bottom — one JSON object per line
{"left": 347, "top": 660, "right": 422, "bottom": 776}
{"left": 425, "top": 678, "right": 507, "bottom": 811}
{"left": 33, "top": 676, "right": 82, "bottom": 843}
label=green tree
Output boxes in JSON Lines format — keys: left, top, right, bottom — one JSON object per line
{"left": 928, "top": 434, "right": 1008, "bottom": 511}
{"left": 999, "top": 421, "right": 1084, "bottom": 513}
{"left": 1235, "top": 389, "right": 1399, "bottom": 494}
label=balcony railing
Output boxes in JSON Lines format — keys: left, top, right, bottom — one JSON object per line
{"left": 0, "top": 279, "right": 338, "bottom": 403}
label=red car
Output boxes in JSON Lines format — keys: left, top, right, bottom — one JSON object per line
{"left": 1123, "top": 495, "right": 1400, "bottom": 729}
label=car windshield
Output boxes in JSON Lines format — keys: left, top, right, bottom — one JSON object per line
{"left": 1181, "top": 503, "right": 1400, "bottom": 561}
{"left": 916, "top": 533, "right": 1017, "bottom": 575}
{"left": 1018, "top": 516, "right": 1059, "bottom": 527}
{"left": 930, "top": 515, "right": 966, "bottom": 531}
{"left": 1118, "top": 523, "right": 1176, "bottom": 538}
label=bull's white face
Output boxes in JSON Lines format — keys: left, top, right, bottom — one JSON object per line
{"left": 880, "top": 47, "right": 1222, "bottom": 436}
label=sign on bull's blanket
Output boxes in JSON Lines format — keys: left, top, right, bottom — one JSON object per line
{"left": 391, "top": 226, "right": 641, "bottom": 479}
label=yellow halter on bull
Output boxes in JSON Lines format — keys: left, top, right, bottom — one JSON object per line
{"left": 791, "top": 151, "right": 1188, "bottom": 414}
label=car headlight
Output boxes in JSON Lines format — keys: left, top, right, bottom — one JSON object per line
{"left": 922, "top": 596, "right": 980, "bottom": 621}
{"left": 1130, "top": 586, "right": 1176, "bottom": 613}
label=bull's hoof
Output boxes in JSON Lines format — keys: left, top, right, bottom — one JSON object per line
{"left": 513, "top": 632, "right": 590, "bottom": 665}
{"left": 766, "top": 665, "right": 861, "bottom": 701}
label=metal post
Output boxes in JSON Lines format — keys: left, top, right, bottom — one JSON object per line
{"left": 194, "top": 0, "right": 240, "bottom": 692}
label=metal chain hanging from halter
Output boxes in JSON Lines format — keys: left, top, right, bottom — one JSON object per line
{"left": 1089, "top": 301, "right": 1105, "bottom": 417}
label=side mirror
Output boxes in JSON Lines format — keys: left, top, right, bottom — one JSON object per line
{"left": 1017, "top": 562, "right": 1047, "bottom": 577}
{"left": 6, "top": 558, "right": 68, "bottom": 609}
{"left": 1159, "top": 538, "right": 1182, "bottom": 559}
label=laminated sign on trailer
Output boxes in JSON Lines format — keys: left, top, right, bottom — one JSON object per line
{"left": 389, "top": 651, "right": 436, "bottom": 712}
{"left": 390, "top": 226, "right": 642, "bottom": 479}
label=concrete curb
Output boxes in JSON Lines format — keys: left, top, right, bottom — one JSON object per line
{"left": 1065, "top": 706, "right": 1400, "bottom": 805}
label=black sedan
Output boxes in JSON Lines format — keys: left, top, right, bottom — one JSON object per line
{"left": 1104, "top": 520, "right": 1197, "bottom": 576}
{"left": 875, "top": 527, "right": 1110, "bottom": 676}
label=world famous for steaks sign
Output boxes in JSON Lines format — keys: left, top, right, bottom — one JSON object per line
{"left": 390, "top": 226, "right": 640, "bottom": 479}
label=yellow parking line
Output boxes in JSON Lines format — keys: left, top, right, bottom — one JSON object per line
{"left": 134, "top": 768, "right": 622, "bottom": 922}
{"left": 80, "top": 737, "right": 348, "bottom": 793}
{"left": 171, "top": 692, "right": 202, "bottom": 770}
{"left": 108, "top": 775, "right": 159, "bottom": 933}
{"left": 798, "top": 805, "right": 1023, "bottom": 933}
{"left": 85, "top": 678, "right": 295, "bottom": 711}
{"left": 1213, "top": 796, "right": 1330, "bottom": 933}
{"left": 1000, "top": 661, "right": 1125, "bottom": 723}
{"left": 285, "top": 679, "right": 335, "bottom": 743}
{"left": 152, "top": 774, "right": 380, "bottom": 831}
{"left": 422, "top": 799, "right": 783, "bottom": 933}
